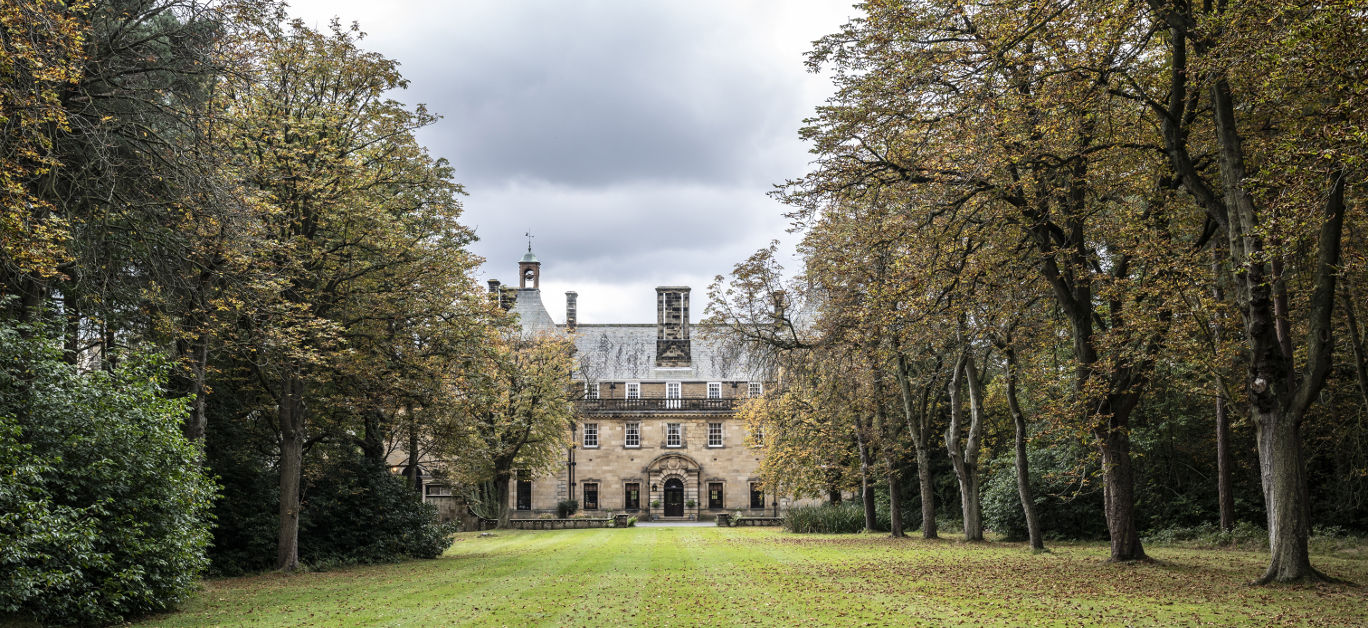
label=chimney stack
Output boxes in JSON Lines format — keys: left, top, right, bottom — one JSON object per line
{"left": 565, "top": 291, "right": 578, "bottom": 332}
{"left": 655, "top": 286, "right": 691, "bottom": 367}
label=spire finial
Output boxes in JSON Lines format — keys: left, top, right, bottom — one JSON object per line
{"left": 525, "top": 230, "right": 534, "bottom": 252}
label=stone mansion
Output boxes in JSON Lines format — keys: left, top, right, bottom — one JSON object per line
{"left": 483, "top": 246, "right": 777, "bottom": 520}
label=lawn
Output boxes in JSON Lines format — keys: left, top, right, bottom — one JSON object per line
{"left": 142, "top": 527, "right": 1368, "bottom": 627}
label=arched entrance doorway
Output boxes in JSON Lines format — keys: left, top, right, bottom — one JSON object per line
{"left": 663, "top": 477, "right": 684, "bottom": 517}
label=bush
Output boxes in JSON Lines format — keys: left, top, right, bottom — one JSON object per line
{"left": 297, "top": 456, "right": 457, "bottom": 567}
{"left": 980, "top": 445, "right": 1108, "bottom": 541}
{"left": 206, "top": 424, "right": 455, "bottom": 574}
{"left": 626, "top": 516, "right": 637, "bottom": 527}
{"left": 0, "top": 324, "right": 215, "bottom": 625}
{"left": 557, "top": 499, "right": 579, "bottom": 518}
{"left": 784, "top": 503, "right": 866, "bottom": 533}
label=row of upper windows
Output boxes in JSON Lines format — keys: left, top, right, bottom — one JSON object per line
{"left": 582, "top": 381, "right": 763, "bottom": 400}
{"left": 581, "top": 421, "right": 755, "bottom": 449}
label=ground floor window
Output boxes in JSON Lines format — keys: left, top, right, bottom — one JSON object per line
{"left": 750, "top": 482, "right": 765, "bottom": 509}
{"left": 625, "top": 482, "right": 640, "bottom": 510}
{"left": 516, "top": 475, "right": 532, "bottom": 510}
{"left": 583, "top": 482, "right": 599, "bottom": 510}
{"left": 708, "top": 482, "right": 724, "bottom": 509}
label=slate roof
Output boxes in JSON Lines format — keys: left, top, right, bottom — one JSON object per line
{"left": 571, "top": 324, "right": 763, "bottom": 382}
{"left": 507, "top": 288, "right": 765, "bottom": 382}
{"left": 509, "top": 288, "right": 558, "bottom": 335}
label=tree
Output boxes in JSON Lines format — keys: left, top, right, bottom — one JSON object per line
{"left": 1142, "top": 0, "right": 1364, "bottom": 582}
{"left": 441, "top": 329, "right": 576, "bottom": 527}
{"left": 0, "top": 0, "right": 87, "bottom": 306}
{"left": 739, "top": 348, "right": 867, "bottom": 517}
{"left": 219, "top": 18, "right": 473, "bottom": 570}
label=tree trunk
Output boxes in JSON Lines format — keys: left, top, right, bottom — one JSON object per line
{"left": 1342, "top": 290, "right": 1368, "bottom": 414}
{"left": 961, "top": 351, "right": 987, "bottom": 541}
{"left": 915, "top": 444, "right": 937, "bottom": 539}
{"left": 493, "top": 471, "right": 512, "bottom": 528}
{"left": 886, "top": 465, "right": 905, "bottom": 538}
{"left": 1216, "top": 390, "right": 1234, "bottom": 531}
{"left": 855, "top": 422, "right": 877, "bottom": 532}
{"left": 406, "top": 406, "right": 422, "bottom": 494}
{"left": 360, "top": 409, "right": 385, "bottom": 466}
{"left": 1212, "top": 251, "right": 1234, "bottom": 531}
{"left": 946, "top": 351, "right": 983, "bottom": 541}
{"left": 1005, "top": 346, "right": 1043, "bottom": 550}
{"left": 892, "top": 352, "right": 938, "bottom": 539}
{"left": 1209, "top": 74, "right": 1343, "bottom": 583}
{"left": 182, "top": 335, "right": 209, "bottom": 445}
{"left": 62, "top": 293, "right": 79, "bottom": 366}
{"left": 1097, "top": 423, "right": 1145, "bottom": 561}
{"left": 1255, "top": 406, "right": 1316, "bottom": 583}
{"left": 276, "top": 376, "right": 305, "bottom": 572}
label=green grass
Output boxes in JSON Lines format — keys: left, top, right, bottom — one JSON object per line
{"left": 141, "top": 528, "right": 1368, "bottom": 627}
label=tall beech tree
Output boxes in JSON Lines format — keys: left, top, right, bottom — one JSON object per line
{"left": 1141, "top": 0, "right": 1365, "bottom": 582}
{"left": 220, "top": 19, "right": 472, "bottom": 570}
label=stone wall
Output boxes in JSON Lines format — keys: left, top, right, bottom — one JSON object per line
{"left": 511, "top": 413, "right": 778, "bottom": 519}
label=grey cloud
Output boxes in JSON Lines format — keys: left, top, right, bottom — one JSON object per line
{"left": 284, "top": 0, "right": 855, "bottom": 322}
{"left": 336, "top": 2, "right": 811, "bottom": 188}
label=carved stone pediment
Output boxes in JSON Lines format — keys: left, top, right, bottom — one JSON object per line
{"left": 645, "top": 453, "right": 700, "bottom": 474}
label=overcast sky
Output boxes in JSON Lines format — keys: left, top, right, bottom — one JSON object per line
{"left": 286, "top": 0, "right": 858, "bottom": 323}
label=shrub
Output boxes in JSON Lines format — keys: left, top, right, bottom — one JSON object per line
{"left": 626, "top": 516, "right": 637, "bottom": 527}
{"left": 206, "top": 431, "right": 455, "bottom": 574}
{"left": 297, "top": 456, "right": 457, "bottom": 567}
{"left": 557, "top": 499, "right": 579, "bottom": 518}
{"left": 784, "top": 503, "right": 866, "bottom": 534}
{"left": 980, "top": 445, "right": 1108, "bottom": 541}
{"left": 0, "top": 324, "right": 215, "bottom": 625}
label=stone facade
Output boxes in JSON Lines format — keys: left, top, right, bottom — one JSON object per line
{"left": 494, "top": 248, "right": 779, "bottom": 520}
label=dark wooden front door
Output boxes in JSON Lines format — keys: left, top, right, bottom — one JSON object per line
{"left": 664, "top": 478, "right": 684, "bottom": 517}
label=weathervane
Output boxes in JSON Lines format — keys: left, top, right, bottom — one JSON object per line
{"left": 525, "top": 230, "right": 534, "bottom": 252}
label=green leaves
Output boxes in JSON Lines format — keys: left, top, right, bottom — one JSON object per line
{"left": 0, "top": 322, "right": 215, "bottom": 625}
